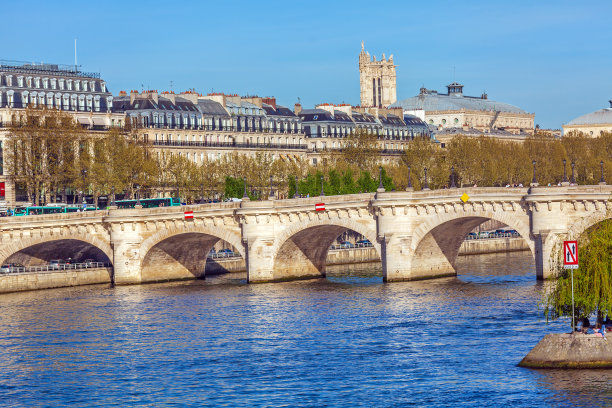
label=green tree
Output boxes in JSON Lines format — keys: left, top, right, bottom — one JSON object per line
{"left": 543, "top": 219, "right": 612, "bottom": 326}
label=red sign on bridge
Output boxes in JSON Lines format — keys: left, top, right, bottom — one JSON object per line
{"left": 563, "top": 240, "right": 578, "bottom": 269}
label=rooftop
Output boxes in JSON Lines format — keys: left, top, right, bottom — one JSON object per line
{"left": 0, "top": 59, "right": 101, "bottom": 79}
{"left": 565, "top": 102, "right": 612, "bottom": 126}
{"left": 391, "top": 84, "right": 528, "bottom": 114}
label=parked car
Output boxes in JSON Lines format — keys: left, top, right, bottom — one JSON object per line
{"left": 338, "top": 241, "right": 355, "bottom": 248}
{"left": 82, "top": 259, "right": 96, "bottom": 268}
{"left": 1, "top": 264, "right": 13, "bottom": 273}
{"left": 467, "top": 232, "right": 478, "bottom": 239}
{"left": 477, "top": 231, "right": 490, "bottom": 238}
{"left": 49, "top": 259, "right": 65, "bottom": 270}
{"left": 218, "top": 248, "right": 234, "bottom": 257}
{"left": 355, "top": 239, "right": 372, "bottom": 246}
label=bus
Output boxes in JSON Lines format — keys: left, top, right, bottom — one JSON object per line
{"left": 114, "top": 197, "right": 182, "bottom": 209}
{"left": 12, "top": 205, "right": 98, "bottom": 216}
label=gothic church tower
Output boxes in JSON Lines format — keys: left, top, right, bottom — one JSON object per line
{"left": 359, "top": 41, "right": 397, "bottom": 108}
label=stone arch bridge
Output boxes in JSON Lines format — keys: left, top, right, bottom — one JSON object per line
{"left": 0, "top": 185, "right": 610, "bottom": 285}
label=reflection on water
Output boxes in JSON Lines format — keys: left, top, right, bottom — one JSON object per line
{"left": 0, "top": 252, "right": 610, "bottom": 407}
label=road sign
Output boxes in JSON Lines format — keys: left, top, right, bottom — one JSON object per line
{"left": 460, "top": 193, "right": 470, "bottom": 203}
{"left": 563, "top": 240, "right": 578, "bottom": 269}
{"left": 184, "top": 211, "right": 194, "bottom": 220}
{"left": 315, "top": 203, "right": 325, "bottom": 212}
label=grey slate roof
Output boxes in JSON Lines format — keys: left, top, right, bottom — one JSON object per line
{"left": 197, "top": 99, "right": 229, "bottom": 117}
{"left": 566, "top": 108, "right": 612, "bottom": 126}
{"left": 391, "top": 93, "right": 528, "bottom": 114}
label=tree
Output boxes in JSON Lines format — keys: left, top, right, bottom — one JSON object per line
{"left": 543, "top": 219, "right": 612, "bottom": 326}
{"left": 339, "top": 128, "right": 381, "bottom": 172}
{"left": 6, "top": 106, "right": 84, "bottom": 205}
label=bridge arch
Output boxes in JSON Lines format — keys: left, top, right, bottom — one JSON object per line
{"left": 270, "top": 217, "right": 380, "bottom": 281}
{"left": 408, "top": 209, "right": 534, "bottom": 279}
{"left": 0, "top": 234, "right": 113, "bottom": 267}
{"left": 139, "top": 223, "right": 245, "bottom": 281}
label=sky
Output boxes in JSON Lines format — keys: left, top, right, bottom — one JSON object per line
{"left": 4, "top": 0, "right": 611, "bottom": 129}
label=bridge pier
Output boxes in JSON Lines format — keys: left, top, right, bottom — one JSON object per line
{"left": 110, "top": 228, "right": 143, "bottom": 285}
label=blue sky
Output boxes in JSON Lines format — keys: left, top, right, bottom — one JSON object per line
{"left": 5, "top": 0, "right": 611, "bottom": 128}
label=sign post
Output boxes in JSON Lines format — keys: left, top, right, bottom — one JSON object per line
{"left": 563, "top": 240, "right": 578, "bottom": 330}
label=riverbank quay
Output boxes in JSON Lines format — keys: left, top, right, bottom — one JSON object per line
{"left": 0, "top": 267, "right": 112, "bottom": 294}
{"left": 519, "top": 333, "right": 612, "bottom": 368}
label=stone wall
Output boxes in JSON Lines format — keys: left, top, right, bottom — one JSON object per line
{"left": 0, "top": 267, "right": 112, "bottom": 294}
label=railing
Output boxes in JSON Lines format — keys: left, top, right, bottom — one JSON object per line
{"left": 464, "top": 232, "right": 520, "bottom": 241}
{"left": 144, "top": 124, "right": 305, "bottom": 135}
{"left": 207, "top": 252, "right": 241, "bottom": 259}
{"left": 152, "top": 140, "right": 307, "bottom": 150}
{"left": 330, "top": 242, "right": 374, "bottom": 250}
{"left": 0, "top": 262, "right": 110, "bottom": 275}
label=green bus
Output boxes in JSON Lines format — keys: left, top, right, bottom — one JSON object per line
{"left": 114, "top": 197, "right": 182, "bottom": 209}
{"left": 12, "top": 205, "right": 98, "bottom": 216}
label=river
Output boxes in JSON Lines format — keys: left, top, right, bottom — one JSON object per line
{"left": 0, "top": 252, "right": 611, "bottom": 407}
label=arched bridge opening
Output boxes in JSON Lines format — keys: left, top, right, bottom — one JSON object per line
{"left": 271, "top": 222, "right": 381, "bottom": 282}
{"left": 410, "top": 216, "right": 534, "bottom": 280}
{"left": 2, "top": 239, "right": 112, "bottom": 271}
{"left": 140, "top": 232, "right": 245, "bottom": 282}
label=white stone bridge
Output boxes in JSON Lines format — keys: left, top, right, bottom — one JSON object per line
{"left": 0, "top": 185, "right": 610, "bottom": 285}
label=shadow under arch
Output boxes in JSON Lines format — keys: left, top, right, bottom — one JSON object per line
{"left": 410, "top": 215, "right": 534, "bottom": 280}
{"left": 270, "top": 219, "right": 381, "bottom": 281}
{"left": 140, "top": 229, "right": 245, "bottom": 282}
{"left": 2, "top": 238, "right": 113, "bottom": 267}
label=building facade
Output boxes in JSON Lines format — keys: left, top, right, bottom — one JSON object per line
{"left": 359, "top": 42, "right": 397, "bottom": 108}
{"left": 562, "top": 100, "right": 612, "bottom": 137}
{"left": 391, "top": 83, "right": 535, "bottom": 137}
{"left": 0, "top": 61, "right": 124, "bottom": 205}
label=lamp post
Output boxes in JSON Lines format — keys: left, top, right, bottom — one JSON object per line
{"left": 450, "top": 165, "right": 457, "bottom": 188}
{"left": 531, "top": 160, "right": 538, "bottom": 187}
{"left": 571, "top": 161, "right": 576, "bottom": 185}
{"left": 423, "top": 167, "right": 429, "bottom": 190}
{"left": 294, "top": 176, "right": 299, "bottom": 199}
{"left": 81, "top": 169, "right": 87, "bottom": 204}
{"left": 135, "top": 184, "right": 141, "bottom": 207}
{"left": 600, "top": 161, "right": 606, "bottom": 185}
{"left": 110, "top": 186, "right": 115, "bottom": 207}
{"left": 320, "top": 175, "right": 325, "bottom": 196}
{"left": 377, "top": 166, "right": 385, "bottom": 192}
{"left": 562, "top": 159, "right": 568, "bottom": 184}
{"left": 243, "top": 177, "right": 249, "bottom": 199}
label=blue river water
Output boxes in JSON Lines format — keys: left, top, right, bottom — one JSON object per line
{"left": 1, "top": 251, "right": 611, "bottom": 407}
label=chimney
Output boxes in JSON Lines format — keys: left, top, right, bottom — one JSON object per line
{"left": 294, "top": 103, "right": 302, "bottom": 116}
{"left": 262, "top": 97, "right": 276, "bottom": 109}
{"left": 130, "top": 90, "right": 138, "bottom": 104}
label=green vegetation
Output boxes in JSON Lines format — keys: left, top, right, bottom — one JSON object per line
{"left": 543, "top": 219, "right": 612, "bottom": 325}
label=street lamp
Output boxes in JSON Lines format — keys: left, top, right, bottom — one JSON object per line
{"left": 378, "top": 166, "right": 384, "bottom": 191}
{"left": 571, "top": 161, "right": 576, "bottom": 185}
{"left": 423, "top": 167, "right": 429, "bottom": 190}
{"left": 531, "top": 160, "right": 537, "bottom": 185}
{"left": 450, "top": 165, "right": 457, "bottom": 188}
{"left": 135, "top": 184, "right": 141, "bottom": 206}
{"left": 600, "top": 161, "right": 606, "bottom": 185}
{"left": 562, "top": 159, "right": 568, "bottom": 183}
{"left": 110, "top": 186, "right": 115, "bottom": 206}
{"left": 269, "top": 176, "right": 274, "bottom": 199}
{"left": 242, "top": 177, "right": 249, "bottom": 200}
{"left": 320, "top": 175, "right": 325, "bottom": 196}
